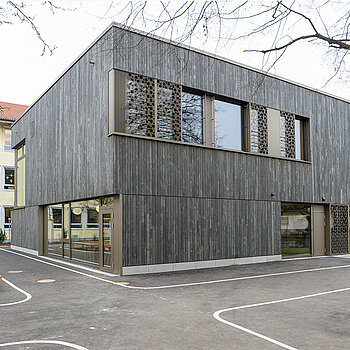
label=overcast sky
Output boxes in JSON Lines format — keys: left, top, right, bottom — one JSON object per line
{"left": 1, "top": 0, "right": 348, "bottom": 106}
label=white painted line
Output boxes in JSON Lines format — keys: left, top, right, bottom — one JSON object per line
{"left": 0, "top": 340, "right": 89, "bottom": 349}
{"left": 2, "top": 248, "right": 350, "bottom": 290}
{"left": 40, "top": 255, "right": 119, "bottom": 277}
{"left": 213, "top": 286, "right": 350, "bottom": 349}
{"left": 0, "top": 277, "right": 32, "bottom": 307}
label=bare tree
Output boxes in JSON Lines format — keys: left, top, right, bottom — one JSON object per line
{"left": 0, "top": 1, "right": 72, "bottom": 55}
{"left": 91, "top": 0, "right": 350, "bottom": 84}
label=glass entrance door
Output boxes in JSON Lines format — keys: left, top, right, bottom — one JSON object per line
{"left": 281, "top": 203, "right": 311, "bottom": 257}
{"left": 99, "top": 210, "right": 113, "bottom": 272}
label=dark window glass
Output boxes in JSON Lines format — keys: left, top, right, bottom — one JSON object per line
{"left": 87, "top": 208, "right": 99, "bottom": 228}
{"left": 4, "top": 168, "right": 14, "bottom": 189}
{"left": 182, "top": 92, "right": 203, "bottom": 144}
{"left": 71, "top": 208, "right": 82, "bottom": 229}
{"left": 52, "top": 208, "right": 62, "bottom": 229}
{"left": 215, "top": 100, "right": 242, "bottom": 150}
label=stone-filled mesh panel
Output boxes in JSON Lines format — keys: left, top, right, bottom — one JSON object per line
{"left": 280, "top": 111, "right": 296, "bottom": 158}
{"left": 330, "top": 204, "right": 349, "bottom": 254}
{"left": 126, "top": 73, "right": 155, "bottom": 137}
{"left": 251, "top": 104, "right": 268, "bottom": 154}
{"left": 156, "top": 80, "right": 182, "bottom": 141}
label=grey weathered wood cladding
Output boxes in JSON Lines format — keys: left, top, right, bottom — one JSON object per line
{"left": 10, "top": 24, "right": 350, "bottom": 267}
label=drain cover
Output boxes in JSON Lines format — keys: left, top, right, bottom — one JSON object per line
{"left": 8, "top": 270, "right": 24, "bottom": 274}
{"left": 35, "top": 279, "right": 56, "bottom": 283}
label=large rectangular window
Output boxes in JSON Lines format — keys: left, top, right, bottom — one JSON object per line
{"left": 182, "top": 91, "right": 203, "bottom": 144}
{"left": 70, "top": 200, "right": 99, "bottom": 265}
{"left": 214, "top": 100, "right": 242, "bottom": 150}
{"left": 15, "top": 143, "right": 25, "bottom": 207}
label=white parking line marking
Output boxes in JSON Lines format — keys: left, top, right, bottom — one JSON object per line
{"left": 2, "top": 248, "right": 350, "bottom": 289}
{"left": 0, "top": 340, "right": 89, "bottom": 349}
{"left": 0, "top": 277, "right": 32, "bottom": 307}
{"left": 213, "top": 286, "right": 350, "bottom": 350}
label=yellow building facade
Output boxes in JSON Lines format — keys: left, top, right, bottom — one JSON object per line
{"left": 0, "top": 102, "right": 28, "bottom": 241}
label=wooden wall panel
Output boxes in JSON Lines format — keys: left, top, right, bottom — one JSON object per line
{"left": 12, "top": 28, "right": 116, "bottom": 207}
{"left": 115, "top": 136, "right": 313, "bottom": 203}
{"left": 122, "top": 195, "right": 280, "bottom": 266}
{"left": 111, "top": 26, "right": 350, "bottom": 206}
{"left": 11, "top": 207, "right": 39, "bottom": 251}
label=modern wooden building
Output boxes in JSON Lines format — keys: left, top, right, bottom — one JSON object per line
{"left": 10, "top": 23, "right": 350, "bottom": 275}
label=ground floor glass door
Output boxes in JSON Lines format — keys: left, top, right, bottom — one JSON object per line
{"left": 281, "top": 203, "right": 311, "bottom": 257}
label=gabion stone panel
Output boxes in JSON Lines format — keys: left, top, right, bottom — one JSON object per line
{"left": 250, "top": 104, "right": 268, "bottom": 154}
{"left": 126, "top": 73, "right": 155, "bottom": 137}
{"left": 330, "top": 204, "right": 349, "bottom": 254}
{"left": 156, "top": 80, "right": 182, "bottom": 141}
{"left": 280, "top": 111, "right": 296, "bottom": 158}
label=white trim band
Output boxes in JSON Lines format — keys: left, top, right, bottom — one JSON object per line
{"left": 122, "top": 255, "right": 282, "bottom": 275}
{"left": 11, "top": 245, "right": 38, "bottom": 256}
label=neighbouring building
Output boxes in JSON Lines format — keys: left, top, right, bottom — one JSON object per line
{"left": 0, "top": 101, "right": 28, "bottom": 241}
{"left": 10, "top": 23, "right": 350, "bottom": 275}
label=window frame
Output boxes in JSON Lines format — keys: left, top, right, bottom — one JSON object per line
{"left": 14, "top": 142, "right": 25, "bottom": 208}
{"left": 213, "top": 97, "right": 246, "bottom": 152}
{"left": 181, "top": 88, "right": 204, "bottom": 145}
{"left": 87, "top": 207, "right": 99, "bottom": 229}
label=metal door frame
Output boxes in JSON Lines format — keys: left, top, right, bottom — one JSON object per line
{"left": 99, "top": 207, "right": 114, "bottom": 273}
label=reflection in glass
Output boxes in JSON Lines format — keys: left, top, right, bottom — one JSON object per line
{"left": 102, "top": 213, "right": 112, "bottom": 267}
{"left": 47, "top": 205, "right": 62, "bottom": 257}
{"left": 101, "top": 197, "right": 113, "bottom": 207}
{"left": 70, "top": 200, "right": 100, "bottom": 265}
{"left": 182, "top": 92, "right": 203, "bottom": 144}
{"left": 281, "top": 204, "right": 311, "bottom": 256}
{"left": 295, "top": 119, "right": 301, "bottom": 160}
{"left": 214, "top": 100, "right": 242, "bottom": 150}
{"left": 16, "top": 157, "right": 25, "bottom": 206}
{"left": 63, "top": 204, "right": 70, "bottom": 258}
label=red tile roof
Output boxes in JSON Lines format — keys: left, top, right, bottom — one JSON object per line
{"left": 0, "top": 101, "right": 28, "bottom": 122}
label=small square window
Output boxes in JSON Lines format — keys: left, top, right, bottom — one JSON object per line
{"left": 4, "top": 168, "right": 15, "bottom": 190}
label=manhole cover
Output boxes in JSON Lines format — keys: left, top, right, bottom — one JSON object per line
{"left": 8, "top": 270, "right": 24, "bottom": 274}
{"left": 35, "top": 279, "right": 56, "bottom": 283}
